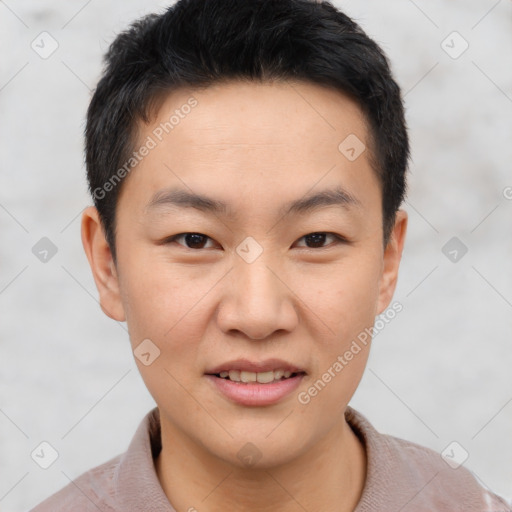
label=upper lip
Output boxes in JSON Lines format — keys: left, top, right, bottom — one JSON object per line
{"left": 205, "top": 358, "right": 306, "bottom": 375}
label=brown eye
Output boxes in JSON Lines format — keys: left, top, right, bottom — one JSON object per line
{"left": 295, "top": 232, "right": 346, "bottom": 249}
{"left": 166, "top": 233, "right": 215, "bottom": 249}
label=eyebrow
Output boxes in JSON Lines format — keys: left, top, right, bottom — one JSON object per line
{"left": 145, "top": 185, "right": 362, "bottom": 218}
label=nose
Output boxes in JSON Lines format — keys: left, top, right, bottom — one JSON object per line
{"left": 216, "top": 255, "right": 298, "bottom": 340}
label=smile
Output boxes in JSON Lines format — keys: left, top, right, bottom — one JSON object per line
{"left": 216, "top": 369, "right": 304, "bottom": 384}
{"left": 205, "top": 372, "right": 306, "bottom": 406}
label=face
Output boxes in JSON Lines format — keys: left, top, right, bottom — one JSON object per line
{"left": 82, "top": 79, "right": 407, "bottom": 469}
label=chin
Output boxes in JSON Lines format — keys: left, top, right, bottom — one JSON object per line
{"left": 208, "top": 430, "right": 311, "bottom": 471}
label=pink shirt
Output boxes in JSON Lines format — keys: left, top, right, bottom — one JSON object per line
{"left": 30, "top": 406, "right": 511, "bottom": 511}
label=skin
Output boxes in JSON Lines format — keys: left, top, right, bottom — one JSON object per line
{"left": 82, "top": 79, "right": 407, "bottom": 512}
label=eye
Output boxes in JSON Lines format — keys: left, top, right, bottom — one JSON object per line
{"left": 294, "top": 232, "right": 347, "bottom": 249}
{"left": 164, "top": 231, "right": 348, "bottom": 250}
{"left": 165, "top": 232, "right": 217, "bottom": 250}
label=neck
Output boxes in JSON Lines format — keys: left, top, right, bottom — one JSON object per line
{"left": 155, "top": 411, "right": 367, "bottom": 512}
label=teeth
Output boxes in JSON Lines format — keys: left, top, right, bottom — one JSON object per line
{"left": 218, "top": 369, "right": 299, "bottom": 383}
{"left": 228, "top": 370, "right": 241, "bottom": 382}
{"left": 240, "top": 371, "right": 257, "bottom": 383}
{"left": 256, "top": 371, "right": 274, "bottom": 384}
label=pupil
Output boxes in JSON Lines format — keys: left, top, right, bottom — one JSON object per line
{"left": 186, "top": 233, "right": 206, "bottom": 249}
{"left": 306, "top": 233, "right": 326, "bottom": 248}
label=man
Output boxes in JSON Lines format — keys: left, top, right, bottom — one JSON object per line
{"left": 31, "top": 0, "right": 511, "bottom": 510}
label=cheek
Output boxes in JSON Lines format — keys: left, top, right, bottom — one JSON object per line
{"left": 305, "top": 255, "right": 382, "bottom": 343}
{"left": 297, "top": 262, "right": 379, "bottom": 418}
{"left": 119, "top": 262, "right": 213, "bottom": 407}
{"left": 119, "top": 245, "right": 205, "bottom": 334}
{"left": 118, "top": 250, "right": 224, "bottom": 377}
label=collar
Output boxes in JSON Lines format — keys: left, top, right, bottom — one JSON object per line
{"left": 112, "top": 405, "right": 485, "bottom": 512}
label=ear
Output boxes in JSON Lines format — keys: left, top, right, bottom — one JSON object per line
{"left": 376, "top": 209, "right": 408, "bottom": 315}
{"left": 81, "top": 206, "right": 126, "bottom": 322}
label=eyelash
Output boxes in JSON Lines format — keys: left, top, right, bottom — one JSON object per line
{"left": 164, "top": 232, "right": 349, "bottom": 250}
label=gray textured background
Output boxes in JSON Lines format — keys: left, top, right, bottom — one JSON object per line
{"left": 1, "top": 1, "right": 511, "bottom": 510}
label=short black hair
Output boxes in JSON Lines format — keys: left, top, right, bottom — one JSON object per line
{"left": 85, "top": 0, "right": 409, "bottom": 264}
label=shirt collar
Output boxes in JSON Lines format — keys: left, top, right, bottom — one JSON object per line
{"left": 115, "top": 407, "right": 176, "bottom": 511}
{"left": 113, "top": 405, "right": 390, "bottom": 511}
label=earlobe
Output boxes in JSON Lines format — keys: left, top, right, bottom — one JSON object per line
{"left": 81, "top": 206, "right": 126, "bottom": 322}
{"left": 376, "top": 209, "right": 408, "bottom": 315}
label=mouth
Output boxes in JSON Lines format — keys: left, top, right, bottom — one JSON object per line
{"left": 204, "top": 359, "right": 307, "bottom": 406}
{"left": 210, "top": 369, "right": 306, "bottom": 384}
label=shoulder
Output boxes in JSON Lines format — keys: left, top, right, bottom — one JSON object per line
{"left": 384, "top": 433, "right": 510, "bottom": 510}
{"left": 346, "top": 407, "right": 512, "bottom": 511}
{"left": 29, "top": 453, "right": 122, "bottom": 512}
{"left": 29, "top": 407, "right": 166, "bottom": 512}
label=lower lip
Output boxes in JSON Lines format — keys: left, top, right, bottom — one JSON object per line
{"left": 205, "top": 374, "right": 305, "bottom": 406}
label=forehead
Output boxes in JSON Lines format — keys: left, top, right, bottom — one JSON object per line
{"left": 144, "top": 79, "right": 369, "bottom": 147}
{"left": 120, "top": 79, "right": 379, "bottom": 219}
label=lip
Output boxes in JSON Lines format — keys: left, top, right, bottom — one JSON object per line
{"left": 205, "top": 373, "right": 305, "bottom": 406}
{"left": 205, "top": 358, "right": 306, "bottom": 375}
